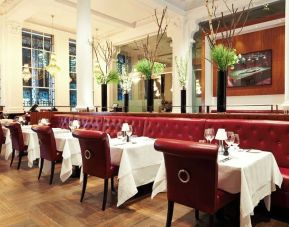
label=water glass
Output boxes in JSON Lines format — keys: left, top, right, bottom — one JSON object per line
{"left": 225, "top": 131, "right": 235, "bottom": 147}
{"left": 126, "top": 125, "right": 133, "bottom": 137}
{"left": 117, "top": 131, "right": 123, "bottom": 140}
{"left": 233, "top": 134, "right": 240, "bottom": 151}
{"left": 204, "top": 128, "right": 215, "bottom": 143}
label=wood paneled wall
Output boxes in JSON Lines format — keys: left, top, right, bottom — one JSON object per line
{"left": 213, "top": 26, "right": 285, "bottom": 96}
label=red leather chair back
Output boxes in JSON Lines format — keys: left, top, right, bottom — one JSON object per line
{"left": 154, "top": 139, "right": 219, "bottom": 214}
{"left": 102, "top": 116, "right": 146, "bottom": 138}
{"left": 0, "top": 124, "right": 5, "bottom": 144}
{"left": 72, "top": 129, "right": 113, "bottom": 178}
{"left": 31, "top": 125, "right": 58, "bottom": 161}
{"left": 6, "top": 122, "right": 25, "bottom": 151}
{"left": 144, "top": 117, "right": 206, "bottom": 141}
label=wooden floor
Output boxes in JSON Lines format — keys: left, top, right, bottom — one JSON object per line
{"left": 0, "top": 156, "right": 288, "bottom": 227}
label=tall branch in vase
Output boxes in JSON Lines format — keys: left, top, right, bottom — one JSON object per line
{"left": 202, "top": 0, "right": 253, "bottom": 112}
{"left": 92, "top": 40, "right": 119, "bottom": 111}
{"left": 135, "top": 7, "right": 168, "bottom": 112}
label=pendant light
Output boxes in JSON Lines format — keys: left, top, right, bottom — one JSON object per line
{"left": 45, "top": 15, "right": 60, "bottom": 77}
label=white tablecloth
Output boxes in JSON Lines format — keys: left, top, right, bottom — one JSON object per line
{"left": 110, "top": 137, "right": 163, "bottom": 207}
{"left": 1, "top": 127, "right": 12, "bottom": 160}
{"left": 152, "top": 150, "right": 283, "bottom": 227}
{"left": 58, "top": 136, "right": 163, "bottom": 206}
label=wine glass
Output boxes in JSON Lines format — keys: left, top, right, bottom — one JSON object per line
{"left": 233, "top": 134, "right": 240, "bottom": 151}
{"left": 126, "top": 125, "right": 133, "bottom": 137}
{"left": 225, "top": 131, "right": 235, "bottom": 148}
{"left": 204, "top": 128, "right": 215, "bottom": 143}
{"left": 69, "top": 121, "right": 74, "bottom": 131}
{"left": 117, "top": 131, "right": 123, "bottom": 140}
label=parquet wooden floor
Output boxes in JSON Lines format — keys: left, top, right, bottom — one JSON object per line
{"left": 0, "top": 156, "right": 288, "bottom": 227}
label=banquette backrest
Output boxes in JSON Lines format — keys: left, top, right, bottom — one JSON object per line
{"left": 102, "top": 116, "right": 147, "bottom": 138}
{"left": 205, "top": 119, "right": 289, "bottom": 169}
{"left": 50, "top": 114, "right": 73, "bottom": 129}
{"left": 74, "top": 115, "right": 103, "bottom": 131}
{"left": 143, "top": 117, "right": 206, "bottom": 141}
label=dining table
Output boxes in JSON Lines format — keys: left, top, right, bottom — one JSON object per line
{"left": 151, "top": 149, "right": 283, "bottom": 227}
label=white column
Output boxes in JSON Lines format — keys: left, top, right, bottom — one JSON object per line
{"left": 282, "top": 0, "right": 289, "bottom": 110}
{"left": 76, "top": 0, "right": 93, "bottom": 110}
{"left": 1, "top": 20, "right": 23, "bottom": 113}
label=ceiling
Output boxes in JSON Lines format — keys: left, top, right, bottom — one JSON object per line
{"left": 165, "top": 0, "right": 205, "bottom": 11}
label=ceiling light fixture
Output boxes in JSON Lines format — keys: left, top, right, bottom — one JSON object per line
{"left": 45, "top": 15, "right": 60, "bottom": 77}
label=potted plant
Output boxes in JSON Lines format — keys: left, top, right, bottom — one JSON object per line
{"left": 203, "top": 0, "right": 253, "bottom": 112}
{"left": 119, "top": 65, "right": 133, "bottom": 112}
{"left": 92, "top": 40, "right": 119, "bottom": 111}
{"left": 175, "top": 55, "right": 188, "bottom": 113}
{"left": 134, "top": 7, "right": 168, "bottom": 112}
{"left": 135, "top": 59, "right": 165, "bottom": 112}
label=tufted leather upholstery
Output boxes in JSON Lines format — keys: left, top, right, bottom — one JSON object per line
{"left": 74, "top": 115, "right": 103, "bottom": 131}
{"left": 154, "top": 139, "right": 238, "bottom": 225}
{"left": 72, "top": 129, "right": 118, "bottom": 210}
{"left": 50, "top": 114, "right": 74, "bottom": 129}
{"left": 6, "top": 122, "right": 28, "bottom": 169}
{"left": 143, "top": 117, "right": 206, "bottom": 141}
{"left": 102, "top": 116, "right": 146, "bottom": 138}
{"left": 205, "top": 119, "right": 289, "bottom": 169}
{"left": 31, "top": 125, "right": 62, "bottom": 184}
{"left": 48, "top": 113, "right": 289, "bottom": 209}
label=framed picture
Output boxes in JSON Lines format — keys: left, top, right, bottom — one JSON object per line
{"left": 228, "top": 49, "right": 272, "bottom": 88}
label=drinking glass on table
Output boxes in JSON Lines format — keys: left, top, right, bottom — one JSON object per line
{"left": 204, "top": 128, "right": 215, "bottom": 143}
{"left": 126, "top": 125, "right": 133, "bottom": 137}
{"left": 233, "top": 134, "right": 240, "bottom": 151}
{"left": 225, "top": 131, "right": 235, "bottom": 148}
{"left": 117, "top": 131, "right": 123, "bottom": 140}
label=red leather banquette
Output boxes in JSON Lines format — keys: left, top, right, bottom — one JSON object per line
{"left": 50, "top": 113, "right": 289, "bottom": 209}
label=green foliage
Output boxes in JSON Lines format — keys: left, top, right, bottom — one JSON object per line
{"left": 135, "top": 59, "right": 165, "bottom": 80}
{"left": 94, "top": 65, "right": 119, "bottom": 85}
{"left": 211, "top": 44, "right": 238, "bottom": 71}
{"left": 175, "top": 55, "right": 188, "bottom": 89}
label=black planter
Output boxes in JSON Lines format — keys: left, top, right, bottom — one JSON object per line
{"left": 181, "top": 89, "right": 186, "bottom": 113}
{"left": 123, "top": 93, "right": 129, "bottom": 112}
{"left": 217, "top": 70, "right": 227, "bottom": 112}
{"left": 146, "top": 79, "right": 154, "bottom": 112}
{"left": 101, "top": 84, "right": 107, "bottom": 112}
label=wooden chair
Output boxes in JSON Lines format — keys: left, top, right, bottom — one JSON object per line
{"left": 6, "top": 123, "right": 28, "bottom": 169}
{"left": 31, "top": 125, "right": 62, "bottom": 184}
{"left": 154, "top": 139, "right": 239, "bottom": 227}
{"left": 72, "top": 129, "right": 118, "bottom": 211}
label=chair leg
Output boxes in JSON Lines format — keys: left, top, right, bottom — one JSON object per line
{"left": 38, "top": 158, "right": 44, "bottom": 180}
{"left": 49, "top": 161, "right": 55, "bottom": 185}
{"left": 10, "top": 149, "right": 15, "bottom": 167}
{"left": 166, "top": 201, "right": 174, "bottom": 227}
{"left": 80, "top": 173, "right": 87, "bottom": 202}
{"left": 17, "top": 152, "right": 23, "bottom": 170}
{"left": 209, "top": 215, "right": 214, "bottom": 227}
{"left": 111, "top": 176, "right": 116, "bottom": 193}
{"left": 195, "top": 209, "right": 200, "bottom": 220}
{"left": 102, "top": 178, "right": 109, "bottom": 211}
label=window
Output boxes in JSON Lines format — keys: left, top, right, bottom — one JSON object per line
{"left": 69, "top": 39, "right": 77, "bottom": 107}
{"left": 117, "top": 54, "right": 131, "bottom": 100}
{"left": 22, "top": 29, "right": 55, "bottom": 107}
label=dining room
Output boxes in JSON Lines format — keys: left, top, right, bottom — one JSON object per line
{"left": 0, "top": 0, "right": 289, "bottom": 227}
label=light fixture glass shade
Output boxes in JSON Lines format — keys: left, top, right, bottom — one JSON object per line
{"left": 22, "top": 64, "right": 31, "bottom": 82}
{"left": 45, "top": 53, "right": 60, "bottom": 77}
{"left": 122, "top": 123, "right": 129, "bottom": 131}
{"left": 215, "top": 128, "right": 227, "bottom": 140}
